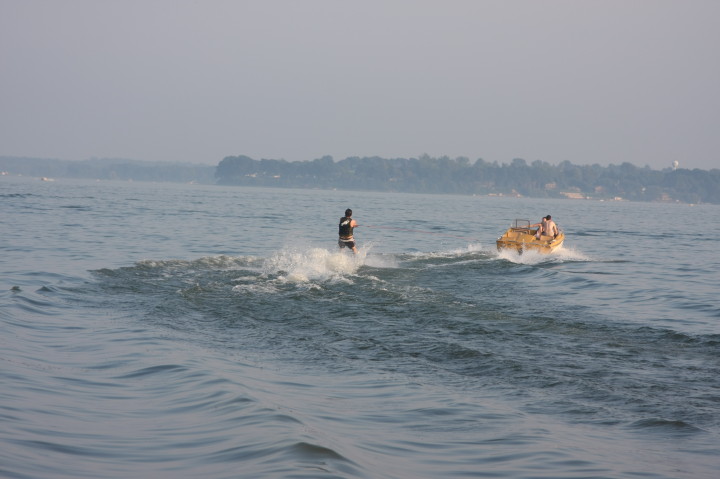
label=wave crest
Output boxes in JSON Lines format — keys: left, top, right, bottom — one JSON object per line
{"left": 262, "top": 247, "right": 366, "bottom": 283}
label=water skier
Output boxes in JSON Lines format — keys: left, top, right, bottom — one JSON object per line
{"left": 338, "top": 208, "right": 359, "bottom": 253}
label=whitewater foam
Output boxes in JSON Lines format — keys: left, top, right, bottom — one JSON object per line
{"left": 262, "top": 247, "right": 366, "bottom": 283}
{"left": 496, "top": 246, "right": 591, "bottom": 265}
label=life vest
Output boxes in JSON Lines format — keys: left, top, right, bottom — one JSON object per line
{"left": 338, "top": 216, "right": 354, "bottom": 239}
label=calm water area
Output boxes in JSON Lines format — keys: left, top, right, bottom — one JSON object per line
{"left": 2, "top": 176, "right": 719, "bottom": 478}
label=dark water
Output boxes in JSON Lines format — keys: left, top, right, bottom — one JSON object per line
{"left": 2, "top": 176, "right": 719, "bottom": 478}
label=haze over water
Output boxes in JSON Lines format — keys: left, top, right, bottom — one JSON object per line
{"left": 2, "top": 1, "right": 719, "bottom": 170}
{"left": 2, "top": 176, "right": 719, "bottom": 478}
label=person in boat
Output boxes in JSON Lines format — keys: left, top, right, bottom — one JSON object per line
{"left": 532, "top": 215, "right": 559, "bottom": 240}
{"left": 543, "top": 215, "right": 559, "bottom": 239}
{"left": 338, "top": 208, "right": 359, "bottom": 253}
{"left": 530, "top": 216, "right": 547, "bottom": 238}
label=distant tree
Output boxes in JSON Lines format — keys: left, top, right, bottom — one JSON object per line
{"left": 209, "top": 155, "right": 720, "bottom": 204}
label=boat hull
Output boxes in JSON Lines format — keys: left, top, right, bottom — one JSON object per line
{"left": 496, "top": 228, "right": 564, "bottom": 254}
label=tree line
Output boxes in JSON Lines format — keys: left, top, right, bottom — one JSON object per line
{"left": 216, "top": 155, "right": 720, "bottom": 204}
{"left": 4, "top": 155, "right": 717, "bottom": 204}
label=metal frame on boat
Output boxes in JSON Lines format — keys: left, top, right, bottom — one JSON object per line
{"left": 496, "top": 219, "right": 564, "bottom": 254}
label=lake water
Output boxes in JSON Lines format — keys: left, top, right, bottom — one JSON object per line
{"left": 2, "top": 176, "right": 719, "bottom": 478}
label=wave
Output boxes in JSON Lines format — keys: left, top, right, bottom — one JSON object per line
{"left": 64, "top": 243, "right": 720, "bottom": 473}
{"left": 261, "top": 247, "right": 367, "bottom": 283}
{"left": 495, "top": 245, "right": 592, "bottom": 265}
{"left": 94, "top": 240, "right": 595, "bottom": 290}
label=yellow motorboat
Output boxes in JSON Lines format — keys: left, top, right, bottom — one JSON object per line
{"left": 496, "top": 219, "right": 564, "bottom": 254}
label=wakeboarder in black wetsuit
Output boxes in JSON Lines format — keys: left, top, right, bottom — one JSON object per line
{"left": 338, "top": 208, "right": 359, "bottom": 253}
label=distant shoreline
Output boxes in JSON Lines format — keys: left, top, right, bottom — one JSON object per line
{"left": 2, "top": 155, "right": 719, "bottom": 205}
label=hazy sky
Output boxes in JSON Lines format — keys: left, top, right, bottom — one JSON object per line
{"left": 2, "top": 0, "right": 719, "bottom": 169}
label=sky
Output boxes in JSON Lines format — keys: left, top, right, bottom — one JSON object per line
{"left": 2, "top": 0, "right": 719, "bottom": 170}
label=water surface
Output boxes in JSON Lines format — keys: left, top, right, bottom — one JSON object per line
{"left": 2, "top": 176, "right": 719, "bottom": 478}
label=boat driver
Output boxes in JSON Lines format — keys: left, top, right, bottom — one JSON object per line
{"left": 533, "top": 215, "right": 558, "bottom": 239}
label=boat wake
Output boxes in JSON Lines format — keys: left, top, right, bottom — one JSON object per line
{"left": 261, "top": 246, "right": 368, "bottom": 283}
{"left": 496, "top": 245, "right": 591, "bottom": 265}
